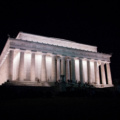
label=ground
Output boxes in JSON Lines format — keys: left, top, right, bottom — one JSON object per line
{"left": 0, "top": 94, "right": 120, "bottom": 120}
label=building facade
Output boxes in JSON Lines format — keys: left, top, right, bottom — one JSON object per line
{"left": 0, "top": 32, "right": 113, "bottom": 88}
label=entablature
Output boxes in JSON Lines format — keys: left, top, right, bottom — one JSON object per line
{"left": 9, "top": 38, "right": 111, "bottom": 62}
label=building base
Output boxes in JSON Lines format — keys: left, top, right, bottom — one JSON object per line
{"left": 2, "top": 80, "right": 114, "bottom": 89}
{"left": 3, "top": 80, "right": 55, "bottom": 87}
{"left": 93, "top": 84, "right": 114, "bottom": 88}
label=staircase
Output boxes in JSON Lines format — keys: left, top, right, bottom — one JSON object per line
{"left": 2, "top": 80, "right": 55, "bottom": 87}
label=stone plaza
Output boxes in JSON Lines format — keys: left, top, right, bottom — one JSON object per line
{"left": 0, "top": 32, "right": 113, "bottom": 88}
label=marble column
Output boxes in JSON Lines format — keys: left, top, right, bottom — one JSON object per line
{"left": 56, "top": 56, "right": 61, "bottom": 81}
{"left": 30, "top": 52, "right": 36, "bottom": 82}
{"left": 106, "top": 63, "right": 112, "bottom": 85}
{"left": 74, "top": 58, "right": 80, "bottom": 83}
{"left": 101, "top": 62, "right": 106, "bottom": 85}
{"left": 94, "top": 61, "right": 100, "bottom": 85}
{"left": 79, "top": 59, "right": 81, "bottom": 83}
{"left": 71, "top": 58, "right": 75, "bottom": 82}
{"left": 51, "top": 55, "right": 56, "bottom": 82}
{"left": 88, "top": 60, "right": 95, "bottom": 84}
{"left": 80, "top": 59, "right": 83, "bottom": 84}
{"left": 88, "top": 60, "right": 92, "bottom": 84}
{"left": 19, "top": 51, "right": 25, "bottom": 81}
{"left": 41, "top": 54, "right": 47, "bottom": 82}
{"left": 66, "top": 58, "right": 70, "bottom": 81}
{"left": 61, "top": 56, "right": 65, "bottom": 76}
{"left": 9, "top": 49, "right": 14, "bottom": 81}
{"left": 81, "top": 59, "right": 88, "bottom": 83}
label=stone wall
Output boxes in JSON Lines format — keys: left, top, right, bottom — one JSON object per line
{"left": 0, "top": 55, "right": 9, "bottom": 85}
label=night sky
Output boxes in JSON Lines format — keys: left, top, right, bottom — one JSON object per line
{"left": 0, "top": 1, "right": 120, "bottom": 82}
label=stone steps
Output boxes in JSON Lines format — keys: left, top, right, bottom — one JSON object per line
{"left": 92, "top": 83, "right": 114, "bottom": 88}
{"left": 3, "top": 80, "right": 55, "bottom": 87}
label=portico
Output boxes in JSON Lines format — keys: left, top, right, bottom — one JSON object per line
{"left": 0, "top": 32, "right": 113, "bottom": 88}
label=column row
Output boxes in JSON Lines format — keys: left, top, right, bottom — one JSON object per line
{"left": 9, "top": 49, "right": 113, "bottom": 86}
{"left": 56, "top": 57, "right": 112, "bottom": 85}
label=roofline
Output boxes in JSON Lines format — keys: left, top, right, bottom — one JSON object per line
{"left": 16, "top": 31, "right": 97, "bottom": 49}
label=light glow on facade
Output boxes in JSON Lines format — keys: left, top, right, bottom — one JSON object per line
{"left": 90, "top": 61, "right": 95, "bottom": 83}
{"left": 13, "top": 52, "right": 20, "bottom": 80}
{"left": 82, "top": 60, "right": 88, "bottom": 83}
{"left": 25, "top": 53, "right": 31, "bottom": 80}
{"left": 35, "top": 54, "right": 42, "bottom": 81}
{"left": 46, "top": 56, "right": 52, "bottom": 81}
{"left": 75, "top": 59, "right": 80, "bottom": 82}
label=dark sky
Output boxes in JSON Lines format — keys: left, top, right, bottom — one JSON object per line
{"left": 0, "top": 1, "right": 120, "bottom": 81}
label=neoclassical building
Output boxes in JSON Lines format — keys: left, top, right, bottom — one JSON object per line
{"left": 0, "top": 32, "right": 113, "bottom": 88}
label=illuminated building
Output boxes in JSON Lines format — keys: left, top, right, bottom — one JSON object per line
{"left": 0, "top": 32, "right": 113, "bottom": 88}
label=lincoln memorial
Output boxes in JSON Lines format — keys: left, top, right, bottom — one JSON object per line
{"left": 0, "top": 32, "right": 113, "bottom": 88}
